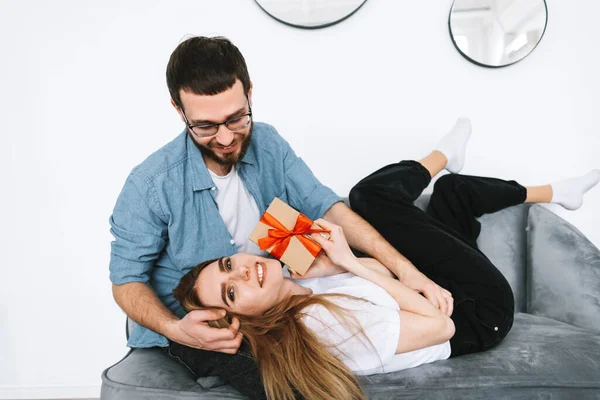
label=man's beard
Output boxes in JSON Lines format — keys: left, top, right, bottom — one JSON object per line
{"left": 193, "top": 124, "right": 253, "bottom": 167}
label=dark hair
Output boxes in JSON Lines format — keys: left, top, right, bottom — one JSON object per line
{"left": 166, "top": 36, "right": 251, "bottom": 109}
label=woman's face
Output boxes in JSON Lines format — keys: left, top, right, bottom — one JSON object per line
{"left": 195, "top": 253, "right": 290, "bottom": 316}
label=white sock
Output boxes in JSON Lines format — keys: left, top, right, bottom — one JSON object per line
{"left": 551, "top": 169, "right": 600, "bottom": 210}
{"left": 435, "top": 117, "right": 472, "bottom": 174}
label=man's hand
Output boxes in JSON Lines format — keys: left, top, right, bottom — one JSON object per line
{"left": 290, "top": 252, "right": 346, "bottom": 279}
{"left": 169, "top": 309, "right": 243, "bottom": 354}
{"left": 401, "top": 269, "right": 454, "bottom": 317}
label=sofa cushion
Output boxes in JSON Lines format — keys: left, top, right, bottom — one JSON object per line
{"left": 362, "top": 313, "right": 600, "bottom": 399}
{"left": 101, "top": 348, "right": 244, "bottom": 399}
{"left": 101, "top": 313, "right": 600, "bottom": 400}
{"left": 527, "top": 204, "right": 600, "bottom": 333}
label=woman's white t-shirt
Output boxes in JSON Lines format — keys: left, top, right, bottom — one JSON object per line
{"left": 291, "top": 271, "right": 451, "bottom": 375}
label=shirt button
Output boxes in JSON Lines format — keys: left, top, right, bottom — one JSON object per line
{"left": 494, "top": 326, "right": 499, "bottom": 331}
{"left": 230, "top": 239, "right": 235, "bottom": 245}
{"left": 211, "top": 187, "right": 216, "bottom": 191}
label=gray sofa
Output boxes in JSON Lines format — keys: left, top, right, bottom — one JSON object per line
{"left": 101, "top": 200, "right": 600, "bottom": 399}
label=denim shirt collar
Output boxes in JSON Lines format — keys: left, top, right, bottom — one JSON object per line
{"left": 186, "top": 132, "right": 256, "bottom": 191}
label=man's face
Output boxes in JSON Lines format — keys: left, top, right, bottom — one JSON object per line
{"left": 176, "top": 79, "right": 253, "bottom": 167}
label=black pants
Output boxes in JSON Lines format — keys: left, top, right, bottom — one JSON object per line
{"left": 349, "top": 160, "right": 527, "bottom": 356}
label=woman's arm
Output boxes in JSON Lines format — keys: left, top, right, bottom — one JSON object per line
{"left": 311, "top": 219, "right": 455, "bottom": 353}
{"left": 357, "top": 257, "right": 395, "bottom": 278}
{"left": 292, "top": 254, "right": 395, "bottom": 280}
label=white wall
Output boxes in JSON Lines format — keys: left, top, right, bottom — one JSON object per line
{"left": 1, "top": 0, "right": 598, "bottom": 398}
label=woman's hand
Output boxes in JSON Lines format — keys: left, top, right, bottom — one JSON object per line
{"left": 402, "top": 270, "right": 454, "bottom": 317}
{"left": 309, "top": 219, "right": 356, "bottom": 269}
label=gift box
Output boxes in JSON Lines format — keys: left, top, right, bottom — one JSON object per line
{"left": 249, "top": 197, "right": 330, "bottom": 276}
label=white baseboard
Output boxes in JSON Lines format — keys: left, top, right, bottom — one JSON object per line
{"left": 0, "top": 385, "right": 100, "bottom": 399}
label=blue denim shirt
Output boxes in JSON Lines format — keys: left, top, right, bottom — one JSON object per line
{"left": 109, "top": 122, "right": 342, "bottom": 348}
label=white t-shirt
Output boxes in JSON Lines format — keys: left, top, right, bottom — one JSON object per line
{"left": 292, "top": 271, "right": 451, "bottom": 375}
{"left": 209, "top": 166, "right": 268, "bottom": 256}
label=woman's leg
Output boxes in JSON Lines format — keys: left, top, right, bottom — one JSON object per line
{"left": 426, "top": 174, "right": 527, "bottom": 249}
{"left": 425, "top": 169, "right": 600, "bottom": 355}
{"left": 427, "top": 169, "right": 600, "bottom": 247}
{"left": 422, "top": 173, "right": 529, "bottom": 356}
{"left": 349, "top": 160, "right": 456, "bottom": 269}
{"left": 350, "top": 164, "right": 516, "bottom": 355}
{"left": 350, "top": 158, "right": 522, "bottom": 353}
{"left": 349, "top": 119, "right": 473, "bottom": 273}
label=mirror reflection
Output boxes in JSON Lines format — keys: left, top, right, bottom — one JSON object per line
{"left": 255, "top": 0, "right": 367, "bottom": 29}
{"left": 449, "top": 0, "right": 548, "bottom": 67}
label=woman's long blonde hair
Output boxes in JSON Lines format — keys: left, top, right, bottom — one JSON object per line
{"left": 174, "top": 259, "right": 367, "bottom": 400}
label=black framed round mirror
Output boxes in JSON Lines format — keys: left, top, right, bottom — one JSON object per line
{"left": 254, "top": 0, "right": 368, "bottom": 29}
{"left": 449, "top": 0, "right": 548, "bottom": 68}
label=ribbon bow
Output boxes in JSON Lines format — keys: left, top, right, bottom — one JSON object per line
{"left": 258, "top": 212, "right": 330, "bottom": 260}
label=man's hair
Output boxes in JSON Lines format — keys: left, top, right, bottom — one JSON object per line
{"left": 166, "top": 36, "right": 251, "bottom": 109}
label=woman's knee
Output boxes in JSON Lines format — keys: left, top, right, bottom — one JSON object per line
{"left": 432, "top": 174, "right": 465, "bottom": 196}
{"left": 349, "top": 183, "right": 372, "bottom": 212}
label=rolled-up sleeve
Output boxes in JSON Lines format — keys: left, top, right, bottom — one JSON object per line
{"left": 109, "top": 173, "right": 168, "bottom": 285}
{"left": 280, "top": 137, "right": 342, "bottom": 220}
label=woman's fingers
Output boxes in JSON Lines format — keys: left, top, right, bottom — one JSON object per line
{"left": 421, "top": 282, "right": 441, "bottom": 309}
{"left": 446, "top": 295, "right": 454, "bottom": 317}
{"left": 314, "top": 218, "right": 334, "bottom": 230}
{"left": 310, "top": 219, "right": 353, "bottom": 267}
{"left": 434, "top": 288, "right": 454, "bottom": 317}
{"left": 445, "top": 291, "right": 454, "bottom": 316}
{"left": 437, "top": 288, "right": 448, "bottom": 315}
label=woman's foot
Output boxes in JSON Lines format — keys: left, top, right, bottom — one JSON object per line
{"left": 435, "top": 117, "right": 472, "bottom": 174}
{"left": 551, "top": 170, "right": 600, "bottom": 210}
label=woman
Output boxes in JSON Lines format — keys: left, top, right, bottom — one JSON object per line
{"left": 174, "top": 119, "right": 600, "bottom": 400}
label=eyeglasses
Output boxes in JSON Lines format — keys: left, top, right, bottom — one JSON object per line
{"left": 181, "top": 99, "right": 253, "bottom": 138}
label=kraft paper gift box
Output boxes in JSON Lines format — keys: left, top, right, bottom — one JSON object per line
{"left": 249, "top": 197, "right": 330, "bottom": 276}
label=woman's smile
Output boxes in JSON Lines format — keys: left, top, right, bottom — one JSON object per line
{"left": 257, "top": 261, "right": 266, "bottom": 287}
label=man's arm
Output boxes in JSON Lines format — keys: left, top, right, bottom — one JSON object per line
{"left": 113, "top": 282, "right": 242, "bottom": 353}
{"left": 322, "top": 202, "right": 415, "bottom": 279}
{"left": 322, "top": 202, "right": 454, "bottom": 316}
{"left": 109, "top": 174, "right": 241, "bottom": 352}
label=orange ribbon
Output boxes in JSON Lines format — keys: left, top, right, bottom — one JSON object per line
{"left": 258, "top": 212, "right": 330, "bottom": 260}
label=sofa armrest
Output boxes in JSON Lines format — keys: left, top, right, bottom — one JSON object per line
{"left": 527, "top": 205, "right": 600, "bottom": 333}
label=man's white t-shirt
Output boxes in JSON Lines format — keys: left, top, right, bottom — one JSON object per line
{"left": 292, "top": 271, "right": 451, "bottom": 375}
{"left": 209, "top": 166, "right": 268, "bottom": 257}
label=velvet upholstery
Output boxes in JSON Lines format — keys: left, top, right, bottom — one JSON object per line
{"left": 527, "top": 205, "right": 600, "bottom": 333}
{"left": 101, "top": 202, "right": 600, "bottom": 399}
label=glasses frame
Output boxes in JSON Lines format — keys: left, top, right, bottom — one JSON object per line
{"left": 181, "top": 97, "right": 253, "bottom": 138}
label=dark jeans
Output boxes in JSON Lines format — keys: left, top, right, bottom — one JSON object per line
{"left": 166, "top": 340, "right": 267, "bottom": 399}
{"left": 349, "top": 160, "right": 527, "bottom": 356}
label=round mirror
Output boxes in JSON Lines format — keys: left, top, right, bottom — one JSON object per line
{"left": 449, "top": 0, "right": 548, "bottom": 68}
{"left": 255, "top": 0, "right": 368, "bottom": 29}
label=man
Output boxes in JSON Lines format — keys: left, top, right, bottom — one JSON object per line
{"left": 109, "top": 36, "right": 452, "bottom": 398}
